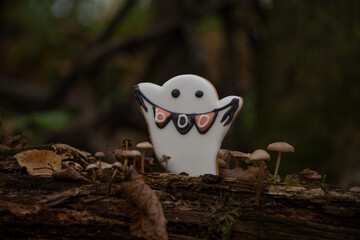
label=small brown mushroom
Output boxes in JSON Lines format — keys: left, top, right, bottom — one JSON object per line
{"left": 229, "top": 151, "right": 251, "bottom": 167}
{"left": 88, "top": 156, "right": 96, "bottom": 164}
{"left": 218, "top": 158, "right": 227, "bottom": 168}
{"left": 112, "top": 149, "right": 123, "bottom": 161}
{"left": 121, "top": 137, "right": 132, "bottom": 150}
{"left": 250, "top": 149, "right": 270, "bottom": 205}
{"left": 86, "top": 163, "right": 99, "bottom": 191}
{"left": 94, "top": 152, "right": 105, "bottom": 171}
{"left": 108, "top": 162, "right": 123, "bottom": 195}
{"left": 136, "top": 141, "right": 153, "bottom": 174}
{"left": 120, "top": 150, "right": 135, "bottom": 170}
{"left": 159, "top": 155, "right": 171, "bottom": 173}
{"left": 218, "top": 149, "right": 231, "bottom": 169}
{"left": 267, "top": 142, "right": 295, "bottom": 181}
{"left": 131, "top": 150, "right": 142, "bottom": 170}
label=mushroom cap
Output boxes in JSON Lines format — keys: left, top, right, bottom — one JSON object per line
{"left": 120, "top": 150, "right": 135, "bottom": 158}
{"left": 86, "top": 163, "right": 99, "bottom": 171}
{"left": 250, "top": 149, "right": 270, "bottom": 162}
{"left": 121, "top": 137, "right": 133, "bottom": 148}
{"left": 159, "top": 154, "right": 171, "bottom": 162}
{"left": 218, "top": 158, "right": 226, "bottom": 167}
{"left": 94, "top": 152, "right": 105, "bottom": 158}
{"left": 229, "top": 151, "right": 251, "bottom": 159}
{"left": 113, "top": 149, "right": 123, "bottom": 160}
{"left": 112, "top": 161, "right": 123, "bottom": 170}
{"left": 136, "top": 141, "right": 153, "bottom": 150}
{"left": 218, "top": 149, "right": 230, "bottom": 159}
{"left": 267, "top": 142, "right": 295, "bottom": 153}
{"left": 131, "top": 150, "right": 142, "bottom": 158}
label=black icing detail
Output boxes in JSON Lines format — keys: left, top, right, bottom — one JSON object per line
{"left": 171, "top": 89, "right": 180, "bottom": 98}
{"left": 220, "top": 98, "right": 239, "bottom": 126}
{"left": 153, "top": 106, "right": 172, "bottom": 129}
{"left": 133, "top": 85, "right": 148, "bottom": 112}
{"left": 133, "top": 84, "right": 240, "bottom": 134}
{"left": 195, "top": 90, "right": 203, "bottom": 98}
{"left": 172, "top": 113, "right": 195, "bottom": 134}
{"left": 194, "top": 111, "right": 218, "bottom": 134}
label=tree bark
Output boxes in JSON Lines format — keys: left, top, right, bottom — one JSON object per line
{"left": 0, "top": 154, "right": 359, "bottom": 239}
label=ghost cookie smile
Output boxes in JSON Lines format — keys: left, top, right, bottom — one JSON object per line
{"left": 134, "top": 74, "right": 243, "bottom": 176}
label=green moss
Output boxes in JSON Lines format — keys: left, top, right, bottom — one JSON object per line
{"left": 284, "top": 178, "right": 301, "bottom": 185}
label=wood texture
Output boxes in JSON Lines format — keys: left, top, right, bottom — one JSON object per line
{"left": 0, "top": 154, "right": 359, "bottom": 240}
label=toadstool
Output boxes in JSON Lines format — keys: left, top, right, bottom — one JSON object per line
{"left": 108, "top": 162, "right": 123, "bottom": 195}
{"left": 218, "top": 158, "right": 227, "bottom": 168}
{"left": 229, "top": 151, "right": 251, "bottom": 168}
{"left": 131, "top": 150, "right": 142, "bottom": 170}
{"left": 86, "top": 163, "right": 99, "bottom": 191}
{"left": 267, "top": 142, "right": 295, "bottom": 181}
{"left": 120, "top": 150, "right": 135, "bottom": 171}
{"left": 250, "top": 149, "right": 270, "bottom": 205}
{"left": 159, "top": 154, "right": 171, "bottom": 173}
{"left": 122, "top": 137, "right": 132, "bottom": 150}
{"left": 94, "top": 151, "right": 105, "bottom": 171}
{"left": 136, "top": 141, "right": 153, "bottom": 174}
{"left": 218, "top": 149, "right": 231, "bottom": 169}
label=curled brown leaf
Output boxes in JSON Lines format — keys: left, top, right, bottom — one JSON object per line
{"left": 120, "top": 169, "right": 168, "bottom": 240}
{"left": 52, "top": 166, "right": 91, "bottom": 182}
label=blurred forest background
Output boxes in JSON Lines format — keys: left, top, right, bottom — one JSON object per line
{"left": 1, "top": 0, "right": 359, "bottom": 187}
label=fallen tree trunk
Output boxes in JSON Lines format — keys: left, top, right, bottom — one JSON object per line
{"left": 0, "top": 150, "right": 359, "bottom": 239}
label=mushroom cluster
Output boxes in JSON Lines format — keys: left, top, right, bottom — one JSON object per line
{"left": 112, "top": 138, "right": 155, "bottom": 174}
{"left": 216, "top": 141, "right": 295, "bottom": 204}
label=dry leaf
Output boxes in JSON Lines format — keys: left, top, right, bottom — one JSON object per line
{"left": 52, "top": 166, "right": 91, "bottom": 182}
{"left": 121, "top": 169, "right": 168, "bottom": 240}
{"left": 62, "top": 161, "right": 84, "bottom": 172}
{"left": 15, "top": 150, "right": 62, "bottom": 176}
{"left": 52, "top": 143, "right": 89, "bottom": 166}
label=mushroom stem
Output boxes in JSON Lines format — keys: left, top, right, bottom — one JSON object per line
{"left": 124, "top": 158, "right": 128, "bottom": 170}
{"left": 141, "top": 151, "right": 145, "bottom": 173}
{"left": 165, "top": 160, "right": 168, "bottom": 173}
{"left": 108, "top": 169, "right": 118, "bottom": 195}
{"left": 255, "top": 161, "right": 264, "bottom": 205}
{"left": 273, "top": 151, "right": 282, "bottom": 181}
{"left": 133, "top": 158, "right": 136, "bottom": 169}
{"left": 92, "top": 169, "right": 97, "bottom": 191}
{"left": 98, "top": 160, "right": 102, "bottom": 172}
{"left": 235, "top": 159, "right": 240, "bottom": 168}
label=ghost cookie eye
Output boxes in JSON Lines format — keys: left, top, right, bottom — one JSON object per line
{"left": 195, "top": 90, "right": 203, "bottom": 98}
{"left": 171, "top": 89, "right": 180, "bottom": 98}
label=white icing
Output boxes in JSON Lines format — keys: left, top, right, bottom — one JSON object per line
{"left": 154, "top": 108, "right": 166, "bottom": 123}
{"left": 136, "top": 74, "right": 243, "bottom": 176}
{"left": 177, "top": 114, "right": 188, "bottom": 128}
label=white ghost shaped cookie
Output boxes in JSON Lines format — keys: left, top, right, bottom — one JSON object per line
{"left": 134, "top": 74, "right": 243, "bottom": 176}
